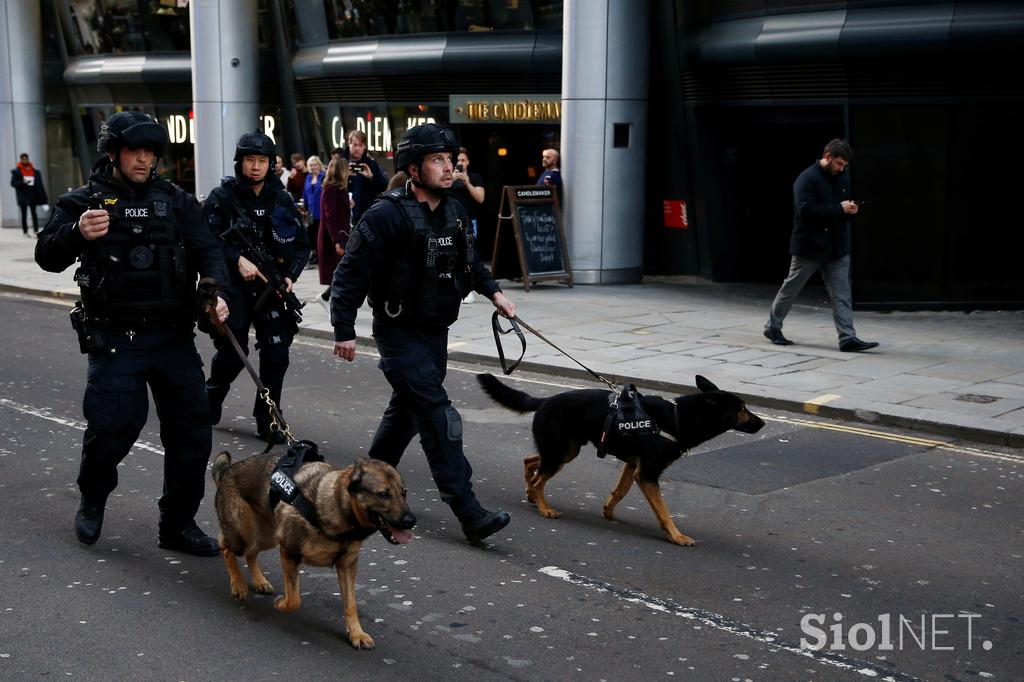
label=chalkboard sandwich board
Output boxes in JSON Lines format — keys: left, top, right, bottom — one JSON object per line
{"left": 491, "top": 185, "right": 573, "bottom": 291}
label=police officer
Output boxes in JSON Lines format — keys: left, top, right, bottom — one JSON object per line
{"left": 203, "top": 132, "right": 309, "bottom": 443}
{"left": 331, "top": 124, "right": 517, "bottom": 544}
{"left": 35, "top": 111, "right": 231, "bottom": 556}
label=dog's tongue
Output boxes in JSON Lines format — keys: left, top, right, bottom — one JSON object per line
{"left": 392, "top": 528, "right": 414, "bottom": 544}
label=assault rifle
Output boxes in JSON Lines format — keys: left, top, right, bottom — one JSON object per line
{"left": 221, "top": 218, "right": 305, "bottom": 324}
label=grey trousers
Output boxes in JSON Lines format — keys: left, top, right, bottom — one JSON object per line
{"left": 766, "top": 254, "right": 856, "bottom": 343}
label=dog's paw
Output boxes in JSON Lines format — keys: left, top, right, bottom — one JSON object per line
{"left": 274, "top": 595, "right": 299, "bottom": 612}
{"left": 348, "top": 630, "right": 375, "bottom": 650}
{"left": 601, "top": 506, "right": 615, "bottom": 520}
{"left": 668, "top": 533, "right": 696, "bottom": 547}
{"left": 252, "top": 578, "right": 274, "bottom": 594}
{"left": 230, "top": 583, "right": 249, "bottom": 601}
{"left": 537, "top": 507, "right": 560, "bottom": 519}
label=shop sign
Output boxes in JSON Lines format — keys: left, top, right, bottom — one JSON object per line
{"left": 449, "top": 95, "right": 561, "bottom": 124}
{"left": 165, "top": 114, "right": 278, "bottom": 145}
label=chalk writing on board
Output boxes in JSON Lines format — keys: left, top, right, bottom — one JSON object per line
{"left": 516, "top": 205, "right": 564, "bottom": 275}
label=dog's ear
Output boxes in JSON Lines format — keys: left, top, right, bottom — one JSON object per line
{"left": 347, "top": 458, "right": 366, "bottom": 492}
{"left": 695, "top": 375, "right": 719, "bottom": 393}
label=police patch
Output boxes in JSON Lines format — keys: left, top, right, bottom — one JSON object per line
{"left": 154, "top": 200, "right": 168, "bottom": 217}
{"left": 346, "top": 230, "right": 362, "bottom": 253}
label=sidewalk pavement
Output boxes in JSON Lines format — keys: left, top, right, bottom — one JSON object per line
{"left": 4, "top": 226, "right": 1023, "bottom": 447}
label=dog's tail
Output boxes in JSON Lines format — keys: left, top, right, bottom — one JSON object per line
{"left": 211, "top": 451, "right": 232, "bottom": 487}
{"left": 477, "top": 373, "right": 545, "bottom": 413}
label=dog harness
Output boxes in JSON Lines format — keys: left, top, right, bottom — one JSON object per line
{"left": 597, "top": 385, "right": 679, "bottom": 458}
{"left": 268, "top": 440, "right": 325, "bottom": 527}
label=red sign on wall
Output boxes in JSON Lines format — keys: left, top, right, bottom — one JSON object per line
{"left": 663, "top": 200, "right": 688, "bottom": 229}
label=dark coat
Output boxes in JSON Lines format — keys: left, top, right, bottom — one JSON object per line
{"left": 347, "top": 156, "right": 387, "bottom": 222}
{"left": 10, "top": 167, "right": 48, "bottom": 207}
{"left": 318, "top": 182, "right": 350, "bottom": 285}
{"left": 789, "top": 161, "right": 853, "bottom": 261}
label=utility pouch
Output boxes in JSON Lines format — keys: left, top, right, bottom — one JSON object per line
{"left": 70, "top": 302, "right": 108, "bottom": 354}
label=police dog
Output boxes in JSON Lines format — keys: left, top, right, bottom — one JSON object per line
{"left": 211, "top": 452, "right": 416, "bottom": 649}
{"left": 477, "top": 374, "right": 764, "bottom": 546}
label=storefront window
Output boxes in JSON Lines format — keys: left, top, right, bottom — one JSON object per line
{"left": 63, "top": 0, "right": 190, "bottom": 56}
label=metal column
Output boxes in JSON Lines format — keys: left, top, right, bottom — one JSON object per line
{"left": 0, "top": 1, "right": 46, "bottom": 228}
{"left": 190, "top": 0, "right": 259, "bottom": 198}
{"left": 561, "top": 0, "right": 649, "bottom": 283}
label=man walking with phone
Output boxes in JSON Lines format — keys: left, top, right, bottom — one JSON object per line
{"left": 764, "top": 139, "right": 878, "bottom": 352}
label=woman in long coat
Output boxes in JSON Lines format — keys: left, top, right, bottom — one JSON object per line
{"left": 318, "top": 158, "right": 351, "bottom": 300}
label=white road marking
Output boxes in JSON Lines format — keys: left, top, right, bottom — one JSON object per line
{"left": 538, "top": 565, "right": 920, "bottom": 682}
{"left": 0, "top": 398, "right": 165, "bottom": 456}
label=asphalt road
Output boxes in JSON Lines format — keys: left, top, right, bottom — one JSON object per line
{"left": 1, "top": 294, "right": 1021, "bottom": 681}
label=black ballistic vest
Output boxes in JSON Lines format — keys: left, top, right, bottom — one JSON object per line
{"left": 375, "top": 189, "right": 474, "bottom": 327}
{"left": 77, "top": 182, "right": 191, "bottom": 321}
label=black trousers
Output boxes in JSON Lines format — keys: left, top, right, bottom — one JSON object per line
{"left": 79, "top": 326, "right": 211, "bottom": 529}
{"left": 206, "top": 285, "right": 296, "bottom": 430}
{"left": 367, "top": 320, "right": 478, "bottom": 518}
{"left": 19, "top": 204, "right": 39, "bottom": 234}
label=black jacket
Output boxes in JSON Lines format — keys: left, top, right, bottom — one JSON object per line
{"left": 35, "top": 161, "right": 231, "bottom": 321}
{"left": 203, "top": 175, "right": 310, "bottom": 286}
{"left": 789, "top": 161, "right": 853, "bottom": 261}
{"left": 347, "top": 156, "right": 388, "bottom": 222}
{"left": 330, "top": 188, "right": 501, "bottom": 342}
{"left": 10, "top": 168, "right": 48, "bottom": 207}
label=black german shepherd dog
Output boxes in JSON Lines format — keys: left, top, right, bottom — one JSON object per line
{"left": 478, "top": 374, "right": 765, "bottom": 546}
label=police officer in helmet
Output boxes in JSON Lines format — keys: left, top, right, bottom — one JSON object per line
{"left": 331, "top": 123, "right": 517, "bottom": 544}
{"left": 35, "top": 111, "right": 232, "bottom": 556}
{"left": 203, "top": 131, "right": 309, "bottom": 443}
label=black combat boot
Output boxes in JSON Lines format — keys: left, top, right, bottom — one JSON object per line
{"left": 74, "top": 497, "right": 105, "bottom": 545}
{"left": 459, "top": 504, "right": 511, "bottom": 544}
{"left": 158, "top": 521, "right": 220, "bottom": 557}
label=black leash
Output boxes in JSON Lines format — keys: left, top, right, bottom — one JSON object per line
{"left": 491, "top": 311, "right": 620, "bottom": 391}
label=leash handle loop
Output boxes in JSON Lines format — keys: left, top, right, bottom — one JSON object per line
{"left": 491, "top": 310, "right": 526, "bottom": 375}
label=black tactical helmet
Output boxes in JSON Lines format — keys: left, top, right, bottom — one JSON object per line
{"left": 234, "top": 131, "right": 277, "bottom": 179}
{"left": 97, "top": 111, "right": 168, "bottom": 157}
{"left": 394, "top": 123, "right": 459, "bottom": 174}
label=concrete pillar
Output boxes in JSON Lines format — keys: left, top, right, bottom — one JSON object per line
{"left": 561, "top": 0, "right": 649, "bottom": 283}
{"left": 0, "top": 2, "right": 46, "bottom": 228}
{"left": 190, "top": 0, "right": 260, "bottom": 198}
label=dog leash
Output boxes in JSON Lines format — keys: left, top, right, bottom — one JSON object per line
{"left": 491, "top": 311, "right": 620, "bottom": 391}
{"left": 491, "top": 311, "right": 685, "bottom": 451}
{"left": 198, "top": 279, "right": 295, "bottom": 452}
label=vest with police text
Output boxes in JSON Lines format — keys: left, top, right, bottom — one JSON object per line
{"left": 77, "top": 181, "right": 191, "bottom": 322}
{"left": 375, "top": 189, "right": 474, "bottom": 327}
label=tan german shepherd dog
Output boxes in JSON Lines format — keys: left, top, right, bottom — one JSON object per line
{"left": 211, "top": 452, "right": 416, "bottom": 649}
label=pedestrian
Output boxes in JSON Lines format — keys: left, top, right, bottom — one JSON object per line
{"left": 303, "top": 155, "right": 325, "bottom": 265}
{"left": 450, "top": 146, "right": 486, "bottom": 252}
{"left": 318, "top": 157, "right": 351, "bottom": 302}
{"left": 274, "top": 155, "right": 288, "bottom": 190}
{"left": 345, "top": 129, "right": 388, "bottom": 223}
{"left": 203, "top": 132, "right": 310, "bottom": 444}
{"left": 330, "top": 123, "right": 517, "bottom": 544}
{"left": 34, "top": 111, "right": 232, "bottom": 556}
{"left": 764, "top": 139, "right": 878, "bottom": 352}
{"left": 10, "top": 153, "right": 49, "bottom": 237}
{"left": 537, "top": 147, "right": 562, "bottom": 205}
{"left": 285, "top": 152, "right": 307, "bottom": 203}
